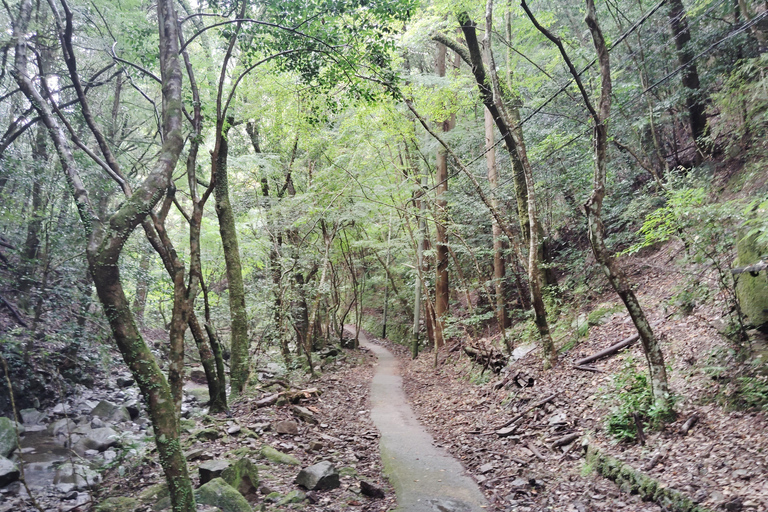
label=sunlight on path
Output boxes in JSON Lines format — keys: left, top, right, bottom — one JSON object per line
{"left": 354, "top": 329, "right": 488, "bottom": 512}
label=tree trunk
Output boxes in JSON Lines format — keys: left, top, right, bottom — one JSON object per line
{"left": 132, "top": 246, "right": 151, "bottom": 329}
{"left": 667, "top": 0, "right": 709, "bottom": 159}
{"left": 12, "top": 0, "right": 196, "bottom": 507}
{"left": 412, "top": 176, "right": 427, "bottom": 358}
{"left": 456, "top": 10, "right": 556, "bottom": 366}
{"left": 525, "top": 0, "right": 671, "bottom": 407}
{"left": 212, "top": 120, "right": 250, "bottom": 396}
{"left": 485, "top": 108, "right": 510, "bottom": 345}
{"left": 434, "top": 43, "right": 451, "bottom": 349}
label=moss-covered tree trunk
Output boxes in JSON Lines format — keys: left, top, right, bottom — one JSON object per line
{"left": 212, "top": 121, "right": 250, "bottom": 396}
{"left": 434, "top": 43, "right": 451, "bottom": 349}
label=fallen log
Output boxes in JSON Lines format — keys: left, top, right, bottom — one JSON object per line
{"left": 254, "top": 387, "right": 321, "bottom": 408}
{"left": 0, "top": 294, "right": 28, "bottom": 328}
{"left": 573, "top": 365, "right": 603, "bottom": 373}
{"left": 463, "top": 342, "right": 507, "bottom": 374}
{"left": 680, "top": 413, "right": 699, "bottom": 435}
{"left": 573, "top": 334, "right": 639, "bottom": 366}
{"left": 551, "top": 432, "right": 580, "bottom": 449}
{"left": 496, "top": 393, "right": 557, "bottom": 430}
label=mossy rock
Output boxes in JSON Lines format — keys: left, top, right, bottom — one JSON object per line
{"left": 735, "top": 232, "right": 768, "bottom": 328}
{"left": 0, "top": 417, "right": 18, "bottom": 458}
{"left": 276, "top": 489, "right": 306, "bottom": 506}
{"left": 194, "top": 428, "right": 222, "bottom": 441}
{"left": 95, "top": 497, "right": 139, "bottom": 512}
{"left": 221, "top": 457, "right": 259, "bottom": 495}
{"left": 139, "top": 483, "right": 171, "bottom": 512}
{"left": 179, "top": 419, "right": 197, "bottom": 433}
{"left": 186, "top": 387, "right": 210, "bottom": 403}
{"left": 259, "top": 445, "right": 299, "bottom": 465}
{"left": 195, "top": 477, "right": 252, "bottom": 512}
{"left": 338, "top": 466, "right": 358, "bottom": 478}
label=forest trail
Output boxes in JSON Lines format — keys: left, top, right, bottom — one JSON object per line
{"left": 352, "top": 328, "right": 488, "bottom": 512}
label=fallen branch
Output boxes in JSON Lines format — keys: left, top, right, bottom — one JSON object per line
{"left": 0, "top": 293, "right": 28, "bottom": 328}
{"left": 527, "top": 441, "right": 546, "bottom": 461}
{"left": 731, "top": 260, "right": 768, "bottom": 275}
{"left": 573, "top": 365, "right": 603, "bottom": 373}
{"left": 496, "top": 393, "right": 557, "bottom": 430}
{"left": 680, "top": 413, "right": 699, "bottom": 435}
{"left": 573, "top": 334, "right": 639, "bottom": 366}
{"left": 254, "top": 387, "right": 321, "bottom": 408}
{"left": 551, "top": 432, "right": 580, "bottom": 449}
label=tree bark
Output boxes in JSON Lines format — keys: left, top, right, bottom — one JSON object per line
{"left": 212, "top": 120, "right": 250, "bottom": 396}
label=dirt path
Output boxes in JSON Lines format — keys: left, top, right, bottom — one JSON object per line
{"left": 357, "top": 329, "right": 488, "bottom": 512}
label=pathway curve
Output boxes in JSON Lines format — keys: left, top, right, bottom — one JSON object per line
{"left": 356, "top": 329, "right": 488, "bottom": 512}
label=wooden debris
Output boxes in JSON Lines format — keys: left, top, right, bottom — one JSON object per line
{"left": 551, "top": 433, "right": 580, "bottom": 449}
{"left": 527, "top": 441, "right": 546, "bottom": 461}
{"left": 463, "top": 342, "right": 508, "bottom": 374}
{"left": 573, "top": 334, "right": 639, "bottom": 366}
{"left": 633, "top": 412, "right": 646, "bottom": 445}
{"left": 680, "top": 413, "right": 699, "bottom": 435}
{"left": 573, "top": 365, "right": 603, "bottom": 373}
{"left": 254, "top": 388, "right": 321, "bottom": 408}
{"left": 495, "top": 426, "right": 517, "bottom": 437}
{"left": 496, "top": 393, "right": 558, "bottom": 430}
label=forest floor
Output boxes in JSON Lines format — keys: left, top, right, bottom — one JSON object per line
{"left": 366, "top": 240, "right": 768, "bottom": 512}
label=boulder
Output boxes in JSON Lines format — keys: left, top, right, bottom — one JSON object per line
{"left": 276, "top": 490, "right": 306, "bottom": 505}
{"left": 74, "top": 427, "right": 119, "bottom": 453}
{"left": 221, "top": 457, "right": 259, "bottom": 495}
{"left": 124, "top": 402, "right": 140, "bottom": 420}
{"left": 95, "top": 496, "right": 139, "bottom": 512}
{"left": 138, "top": 483, "right": 170, "bottom": 512}
{"left": 0, "top": 417, "right": 18, "bottom": 457}
{"left": 49, "top": 418, "right": 77, "bottom": 436}
{"left": 91, "top": 401, "right": 131, "bottom": 423}
{"left": 54, "top": 463, "right": 101, "bottom": 491}
{"left": 295, "top": 461, "right": 339, "bottom": 490}
{"left": 291, "top": 406, "right": 318, "bottom": 424}
{"left": 195, "top": 478, "right": 252, "bottom": 512}
{"left": 275, "top": 420, "right": 298, "bottom": 435}
{"left": 360, "top": 480, "right": 385, "bottom": 499}
{"left": 0, "top": 456, "right": 20, "bottom": 486}
{"left": 189, "top": 368, "right": 207, "bottom": 384}
{"left": 20, "top": 408, "right": 47, "bottom": 425}
{"left": 199, "top": 460, "right": 231, "bottom": 485}
{"left": 116, "top": 376, "right": 135, "bottom": 388}
{"left": 259, "top": 445, "right": 300, "bottom": 465}
{"left": 735, "top": 232, "right": 768, "bottom": 328}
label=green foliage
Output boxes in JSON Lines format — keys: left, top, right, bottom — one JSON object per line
{"left": 604, "top": 358, "right": 675, "bottom": 443}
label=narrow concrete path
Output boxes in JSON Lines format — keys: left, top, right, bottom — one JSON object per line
{"left": 356, "top": 330, "right": 488, "bottom": 512}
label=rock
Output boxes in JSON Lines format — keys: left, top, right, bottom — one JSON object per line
{"left": 478, "top": 463, "right": 494, "bottom": 474}
{"left": 199, "top": 460, "right": 231, "bottom": 485}
{"left": 189, "top": 368, "right": 207, "bottom": 384}
{"left": 308, "top": 440, "right": 323, "bottom": 451}
{"left": 91, "top": 400, "right": 131, "bottom": 423}
{"left": 95, "top": 496, "right": 139, "bottom": 512}
{"left": 275, "top": 420, "right": 299, "bottom": 434}
{"left": 295, "top": 461, "right": 340, "bottom": 490}
{"left": 259, "top": 445, "right": 300, "bottom": 465}
{"left": 74, "top": 427, "right": 119, "bottom": 453}
{"left": 52, "top": 403, "right": 71, "bottom": 416}
{"left": 0, "top": 418, "right": 18, "bottom": 457}
{"left": 724, "top": 497, "right": 743, "bottom": 512}
{"left": 125, "top": 402, "right": 140, "bottom": 420}
{"left": 91, "top": 417, "right": 105, "bottom": 429}
{"left": 19, "top": 408, "right": 47, "bottom": 425}
{"left": 49, "top": 418, "right": 76, "bottom": 436}
{"left": 277, "top": 490, "right": 306, "bottom": 505}
{"left": 116, "top": 376, "right": 135, "bottom": 388}
{"left": 54, "top": 463, "right": 101, "bottom": 491}
{"left": 195, "top": 478, "right": 253, "bottom": 512}
{"left": 138, "top": 483, "right": 171, "bottom": 512}
{"left": 291, "top": 406, "right": 318, "bottom": 424}
{"left": 360, "top": 480, "right": 385, "bottom": 499}
{"left": 221, "top": 457, "right": 259, "bottom": 495}
{"left": 0, "top": 456, "right": 20, "bottom": 486}
{"left": 227, "top": 425, "right": 241, "bottom": 435}
{"left": 195, "top": 428, "right": 221, "bottom": 441}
